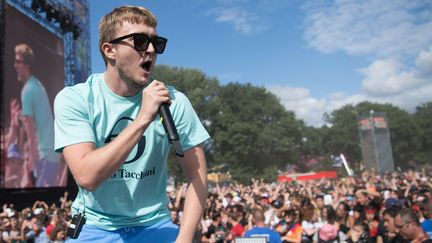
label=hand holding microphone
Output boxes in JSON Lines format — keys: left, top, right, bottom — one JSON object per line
{"left": 148, "top": 77, "right": 184, "bottom": 157}
{"left": 159, "top": 102, "right": 184, "bottom": 157}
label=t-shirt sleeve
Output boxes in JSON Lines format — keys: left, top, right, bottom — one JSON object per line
{"left": 54, "top": 87, "right": 95, "bottom": 152}
{"left": 171, "top": 89, "right": 210, "bottom": 151}
{"left": 21, "top": 82, "right": 36, "bottom": 117}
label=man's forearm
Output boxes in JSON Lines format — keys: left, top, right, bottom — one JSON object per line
{"left": 176, "top": 179, "right": 208, "bottom": 242}
{"left": 22, "top": 116, "right": 38, "bottom": 171}
{"left": 176, "top": 146, "right": 208, "bottom": 243}
{"left": 64, "top": 119, "right": 150, "bottom": 191}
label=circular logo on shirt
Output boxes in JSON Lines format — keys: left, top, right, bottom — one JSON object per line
{"left": 104, "top": 117, "right": 146, "bottom": 164}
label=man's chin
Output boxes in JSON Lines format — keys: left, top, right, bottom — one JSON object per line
{"left": 139, "top": 76, "right": 152, "bottom": 86}
{"left": 131, "top": 78, "right": 149, "bottom": 89}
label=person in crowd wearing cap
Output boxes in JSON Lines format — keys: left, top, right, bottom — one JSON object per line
{"left": 14, "top": 43, "right": 60, "bottom": 187}
{"left": 345, "top": 195, "right": 357, "bottom": 220}
{"left": 245, "top": 208, "right": 282, "bottom": 243}
{"left": 395, "top": 208, "right": 432, "bottom": 243}
{"left": 385, "top": 197, "right": 403, "bottom": 209}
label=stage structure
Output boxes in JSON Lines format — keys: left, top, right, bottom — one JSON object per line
{"left": 0, "top": 0, "right": 90, "bottom": 205}
{"left": 358, "top": 111, "right": 395, "bottom": 174}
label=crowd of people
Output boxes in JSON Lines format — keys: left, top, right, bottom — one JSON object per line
{"left": 1, "top": 168, "right": 431, "bottom": 243}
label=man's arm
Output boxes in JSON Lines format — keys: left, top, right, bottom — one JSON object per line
{"left": 175, "top": 145, "right": 208, "bottom": 243}
{"left": 60, "top": 80, "right": 170, "bottom": 191}
{"left": 22, "top": 115, "right": 39, "bottom": 172}
{"left": 62, "top": 118, "right": 150, "bottom": 191}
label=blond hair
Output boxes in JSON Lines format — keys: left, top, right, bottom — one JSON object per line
{"left": 14, "top": 43, "right": 34, "bottom": 67}
{"left": 98, "top": 6, "right": 158, "bottom": 65}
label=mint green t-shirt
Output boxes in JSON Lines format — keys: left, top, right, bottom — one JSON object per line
{"left": 21, "top": 75, "right": 58, "bottom": 162}
{"left": 54, "top": 73, "right": 210, "bottom": 230}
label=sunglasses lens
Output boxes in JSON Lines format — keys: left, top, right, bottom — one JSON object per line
{"left": 134, "top": 34, "right": 150, "bottom": 51}
{"left": 130, "top": 34, "right": 167, "bottom": 53}
{"left": 152, "top": 37, "right": 167, "bottom": 54}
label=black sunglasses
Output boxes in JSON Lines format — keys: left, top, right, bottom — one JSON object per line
{"left": 109, "top": 33, "right": 167, "bottom": 54}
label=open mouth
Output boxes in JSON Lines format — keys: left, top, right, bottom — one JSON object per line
{"left": 141, "top": 60, "right": 152, "bottom": 72}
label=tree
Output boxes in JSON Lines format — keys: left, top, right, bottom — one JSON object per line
{"left": 153, "top": 64, "right": 428, "bottom": 181}
{"left": 322, "top": 104, "right": 362, "bottom": 166}
{"left": 209, "top": 83, "right": 302, "bottom": 183}
{"left": 152, "top": 65, "right": 221, "bottom": 121}
{"left": 413, "top": 102, "right": 432, "bottom": 165}
{"left": 153, "top": 65, "right": 220, "bottom": 180}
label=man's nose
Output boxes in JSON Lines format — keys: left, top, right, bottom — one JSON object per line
{"left": 144, "top": 42, "right": 156, "bottom": 54}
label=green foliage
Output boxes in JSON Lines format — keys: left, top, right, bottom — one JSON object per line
{"left": 322, "top": 104, "right": 362, "bottom": 163}
{"left": 413, "top": 102, "right": 432, "bottom": 165}
{"left": 261, "top": 166, "right": 279, "bottom": 183}
{"left": 153, "top": 64, "right": 430, "bottom": 180}
{"left": 208, "top": 82, "right": 302, "bottom": 179}
{"left": 153, "top": 65, "right": 220, "bottom": 121}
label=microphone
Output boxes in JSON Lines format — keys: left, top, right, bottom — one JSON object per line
{"left": 152, "top": 77, "right": 184, "bottom": 157}
{"left": 159, "top": 103, "right": 184, "bottom": 157}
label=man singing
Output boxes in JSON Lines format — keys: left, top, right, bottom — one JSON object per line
{"left": 54, "top": 6, "right": 209, "bottom": 242}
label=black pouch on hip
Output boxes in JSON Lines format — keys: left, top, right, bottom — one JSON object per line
{"left": 67, "top": 212, "right": 86, "bottom": 239}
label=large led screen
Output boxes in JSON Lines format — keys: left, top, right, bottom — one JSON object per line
{"left": 1, "top": 4, "right": 67, "bottom": 189}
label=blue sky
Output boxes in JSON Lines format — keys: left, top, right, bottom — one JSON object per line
{"left": 89, "top": 0, "right": 432, "bottom": 127}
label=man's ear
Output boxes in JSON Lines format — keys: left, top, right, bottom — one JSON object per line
{"left": 102, "top": 43, "right": 116, "bottom": 62}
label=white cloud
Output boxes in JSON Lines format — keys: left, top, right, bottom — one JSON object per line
{"left": 282, "top": 0, "right": 432, "bottom": 126}
{"left": 267, "top": 85, "right": 330, "bottom": 127}
{"left": 207, "top": 0, "right": 432, "bottom": 126}
{"left": 268, "top": 83, "right": 432, "bottom": 127}
{"left": 212, "top": 7, "right": 263, "bottom": 35}
{"left": 360, "top": 59, "right": 422, "bottom": 96}
{"left": 303, "top": 0, "right": 432, "bottom": 57}
{"left": 268, "top": 48, "right": 432, "bottom": 127}
{"left": 360, "top": 47, "right": 432, "bottom": 100}
{"left": 382, "top": 83, "right": 432, "bottom": 111}
{"left": 206, "top": 0, "right": 288, "bottom": 35}
{"left": 416, "top": 48, "right": 432, "bottom": 77}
